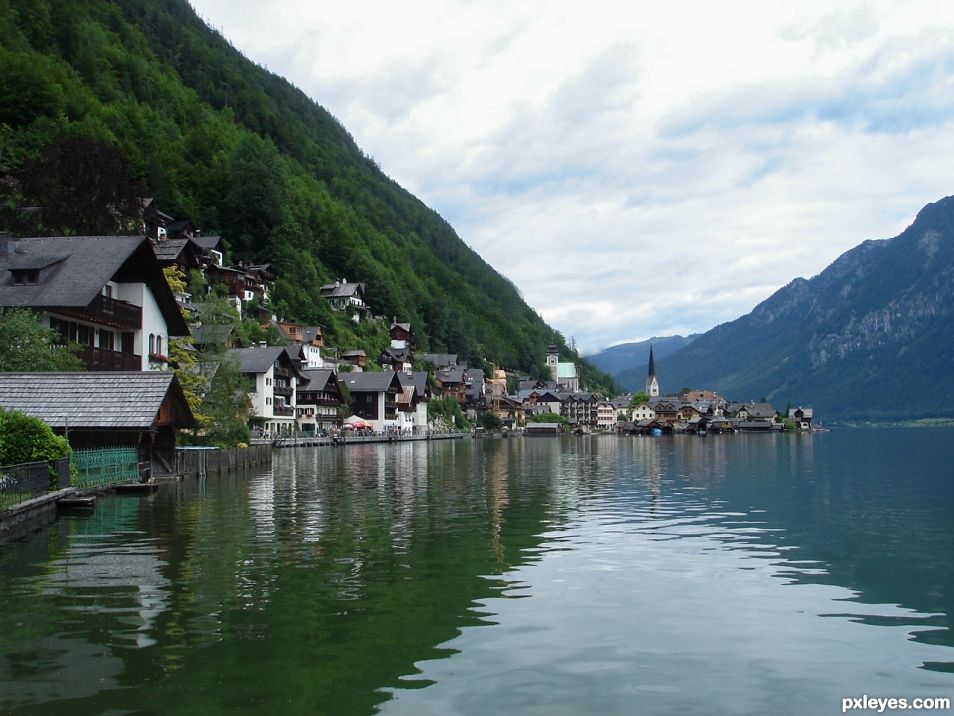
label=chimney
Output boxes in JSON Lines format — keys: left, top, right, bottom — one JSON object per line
{"left": 259, "top": 341, "right": 267, "bottom": 348}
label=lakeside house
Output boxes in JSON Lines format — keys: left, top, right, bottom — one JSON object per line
{"left": 227, "top": 345, "right": 304, "bottom": 436}
{"left": 340, "top": 371, "right": 402, "bottom": 433}
{"left": 397, "top": 371, "right": 430, "bottom": 434}
{"left": 0, "top": 235, "right": 188, "bottom": 371}
{"left": 296, "top": 368, "right": 345, "bottom": 434}
{"left": 0, "top": 371, "right": 195, "bottom": 477}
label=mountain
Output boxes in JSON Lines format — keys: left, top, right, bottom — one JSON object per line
{"left": 0, "top": 0, "right": 617, "bottom": 391}
{"left": 653, "top": 196, "right": 954, "bottom": 421}
{"left": 587, "top": 335, "right": 699, "bottom": 391}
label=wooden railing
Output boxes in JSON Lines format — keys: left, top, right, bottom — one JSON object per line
{"left": 80, "top": 345, "right": 141, "bottom": 371}
{"left": 62, "top": 294, "right": 142, "bottom": 330}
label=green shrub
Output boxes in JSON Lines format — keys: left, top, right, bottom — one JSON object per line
{"left": 0, "top": 408, "right": 72, "bottom": 488}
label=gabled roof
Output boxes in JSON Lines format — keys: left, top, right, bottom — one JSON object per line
{"left": 398, "top": 371, "right": 429, "bottom": 398}
{"left": 436, "top": 366, "right": 466, "bottom": 384}
{"left": 557, "top": 362, "right": 577, "bottom": 379}
{"left": 320, "top": 281, "right": 366, "bottom": 299}
{"left": 299, "top": 368, "right": 338, "bottom": 393}
{"left": 302, "top": 326, "right": 322, "bottom": 343}
{"left": 226, "top": 346, "right": 302, "bottom": 377}
{"left": 744, "top": 402, "right": 776, "bottom": 418}
{"left": 380, "top": 347, "right": 411, "bottom": 363}
{"left": 418, "top": 353, "right": 458, "bottom": 369}
{"left": 151, "top": 238, "right": 194, "bottom": 262}
{"left": 0, "top": 372, "right": 195, "bottom": 429}
{"left": 190, "top": 235, "right": 223, "bottom": 253}
{"left": 342, "top": 371, "right": 402, "bottom": 393}
{"left": 0, "top": 235, "right": 187, "bottom": 335}
{"left": 191, "top": 323, "right": 234, "bottom": 347}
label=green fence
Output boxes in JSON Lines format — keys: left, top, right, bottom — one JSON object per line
{"left": 71, "top": 447, "right": 140, "bottom": 489}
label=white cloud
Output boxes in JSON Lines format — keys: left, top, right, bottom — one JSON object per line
{"left": 191, "top": 0, "right": 954, "bottom": 353}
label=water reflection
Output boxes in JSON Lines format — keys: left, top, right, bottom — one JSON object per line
{"left": 0, "top": 433, "right": 952, "bottom": 715}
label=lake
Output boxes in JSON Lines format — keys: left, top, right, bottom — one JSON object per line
{"left": 1, "top": 430, "right": 953, "bottom": 715}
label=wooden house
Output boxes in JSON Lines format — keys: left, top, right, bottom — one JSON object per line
{"left": 0, "top": 372, "right": 196, "bottom": 477}
{"left": 0, "top": 235, "right": 188, "bottom": 371}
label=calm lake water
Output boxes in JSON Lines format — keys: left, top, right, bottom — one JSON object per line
{"left": 1, "top": 430, "right": 953, "bottom": 715}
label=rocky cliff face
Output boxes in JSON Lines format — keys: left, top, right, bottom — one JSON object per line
{"left": 656, "top": 196, "right": 954, "bottom": 420}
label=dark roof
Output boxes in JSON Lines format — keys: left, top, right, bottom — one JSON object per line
{"left": 191, "top": 324, "right": 234, "bottom": 347}
{"left": 302, "top": 326, "right": 322, "bottom": 342}
{"left": 299, "top": 368, "right": 336, "bottom": 392}
{"left": 380, "top": 347, "right": 411, "bottom": 363}
{"left": 0, "top": 236, "right": 188, "bottom": 335}
{"left": 418, "top": 353, "right": 457, "bottom": 368}
{"left": 436, "top": 366, "right": 466, "bottom": 384}
{"left": 191, "top": 235, "right": 223, "bottom": 252}
{"left": 398, "top": 371, "right": 428, "bottom": 397}
{"left": 151, "top": 238, "right": 192, "bottom": 262}
{"left": 226, "top": 346, "right": 300, "bottom": 375}
{"left": 320, "top": 281, "right": 366, "bottom": 299}
{"left": 342, "top": 371, "right": 401, "bottom": 393}
{"left": 0, "top": 372, "right": 195, "bottom": 429}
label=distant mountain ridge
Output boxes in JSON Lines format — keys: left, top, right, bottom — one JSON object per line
{"left": 653, "top": 196, "right": 954, "bottom": 421}
{"left": 588, "top": 335, "right": 699, "bottom": 391}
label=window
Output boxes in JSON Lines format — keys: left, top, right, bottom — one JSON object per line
{"left": 155, "top": 336, "right": 162, "bottom": 355}
{"left": 77, "top": 325, "right": 94, "bottom": 346}
{"left": 266, "top": 397, "right": 272, "bottom": 405}
{"left": 97, "top": 329, "right": 114, "bottom": 350}
{"left": 103, "top": 285, "right": 113, "bottom": 298}
{"left": 148, "top": 334, "right": 155, "bottom": 354}
{"left": 11, "top": 270, "right": 38, "bottom": 285}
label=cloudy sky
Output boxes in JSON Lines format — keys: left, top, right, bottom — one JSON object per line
{"left": 190, "top": 0, "right": 954, "bottom": 354}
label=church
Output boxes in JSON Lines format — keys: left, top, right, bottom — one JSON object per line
{"left": 646, "top": 345, "right": 659, "bottom": 397}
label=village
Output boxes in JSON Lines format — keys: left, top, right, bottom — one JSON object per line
{"left": 0, "top": 199, "right": 815, "bottom": 484}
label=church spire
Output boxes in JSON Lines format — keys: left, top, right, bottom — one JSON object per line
{"left": 645, "top": 344, "right": 659, "bottom": 397}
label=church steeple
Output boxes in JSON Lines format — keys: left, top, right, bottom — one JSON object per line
{"left": 645, "top": 344, "right": 659, "bottom": 397}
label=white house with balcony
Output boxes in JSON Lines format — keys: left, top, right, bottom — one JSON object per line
{"left": 0, "top": 235, "right": 188, "bottom": 371}
{"left": 227, "top": 345, "right": 304, "bottom": 436}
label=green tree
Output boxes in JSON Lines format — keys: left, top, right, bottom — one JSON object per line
{"left": 12, "top": 135, "right": 144, "bottom": 236}
{"left": 0, "top": 408, "right": 71, "bottom": 488}
{"left": 629, "top": 392, "right": 650, "bottom": 407}
{"left": 478, "top": 412, "right": 502, "bottom": 430}
{"left": 529, "top": 412, "right": 569, "bottom": 425}
{"left": 200, "top": 356, "right": 251, "bottom": 447}
{"left": 0, "top": 308, "right": 82, "bottom": 371}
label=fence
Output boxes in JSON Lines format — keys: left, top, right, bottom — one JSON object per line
{"left": 175, "top": 445, "right": 272, "bottom": 478}
{"left": 0, "top": 458, "right": 71, "bottom": 510}
{"left": 71, "top": 447, "right": 141, "bottom": 489}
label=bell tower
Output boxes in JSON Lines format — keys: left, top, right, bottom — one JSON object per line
{"left": 547, "top": 343, "right": 559, "bottom": 382}
{"left": 645, "top": 344, "right": 659, "bottom": 397}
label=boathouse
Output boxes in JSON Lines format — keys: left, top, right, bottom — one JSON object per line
{"left": 0, "top": 372, "right": 196, "bottom": 477}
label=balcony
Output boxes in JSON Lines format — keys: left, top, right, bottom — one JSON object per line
{"left": 60, "top": 294, "right": 142, "bottom": 331}
{"left": 273, "top": 405, "right": 294, "bottom": 417}
{"left": 273, "top": 385, "right": 294, "bottom": 397}
{"left": 80, "top": 345, "right": 141, "bottom": 371}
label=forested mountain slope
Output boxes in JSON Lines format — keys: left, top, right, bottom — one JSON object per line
{"left": 654, "top": 197, "right": 954, "bottom": 421}
{"left": 0, "top": 0, "right": 615, "bottom": 389}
